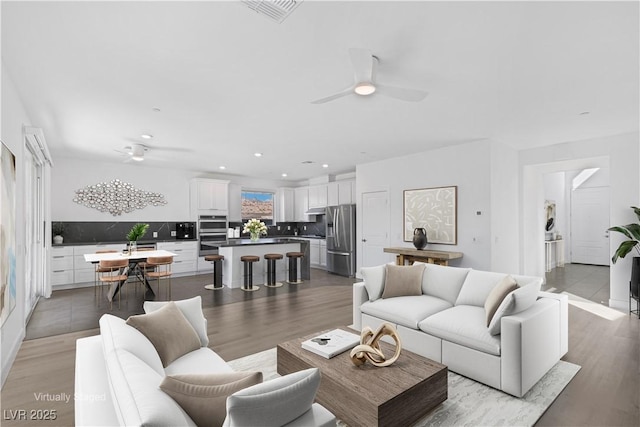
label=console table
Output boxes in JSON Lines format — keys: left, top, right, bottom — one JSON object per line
{"left": 383, "top": 247, "right": 463, "bottom": 266}
{"left": 544, "top": 240, "right": 565, "bottom": 272}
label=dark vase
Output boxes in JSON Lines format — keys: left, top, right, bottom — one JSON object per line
{"left": 631, "top": 257, "right": 640, "bottom": 299}
{"left": 412, "top": 228, "right": 428, "bottom": 250}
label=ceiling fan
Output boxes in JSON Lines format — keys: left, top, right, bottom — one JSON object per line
{"left": 115, "top": 143, "right": 148, "bottom": 162}
{"left": 311, "top": 48, "right": 428, "bottom": 104}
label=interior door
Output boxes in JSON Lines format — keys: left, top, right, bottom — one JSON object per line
{"left": 361, "top": 191, "right": 390, "bottom": 268}
{"left": 571, "top": 186, "right": 610, "bottom": 265}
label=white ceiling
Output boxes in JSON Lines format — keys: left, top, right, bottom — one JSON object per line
{"left": 2, "top": 1, "right": 638, "bottom": 181}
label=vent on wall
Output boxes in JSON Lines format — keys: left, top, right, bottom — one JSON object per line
{"left": 241, "top": 0, "right": 303, "bottom": 23}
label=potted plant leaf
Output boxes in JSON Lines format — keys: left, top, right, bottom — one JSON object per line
{"left": 608, "top": 206, "right": 640, "bottom": 301}
{"left": 126, "top": 223, "right": 149, "bottom": 253}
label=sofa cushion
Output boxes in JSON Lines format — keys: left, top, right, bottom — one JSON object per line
{"left": 419, "top": 263, "right": 471, "bottom": 305}
{"left": 144, "top": 296, "right": 209, "bottom": 347}
{"left": 381, "top": 264, "right": 425, "bottom": 299}
{"left": 160, "top": 371, "right": 263, "bottom": 427}
{"left": 487, "top": 280, "right": 542, "bottom": 335}
{"left": 225, "top": 368, "right": 321, "bottom": 427}
{"left": 126, "top": 301, "right": 202, "bottom": 367}
{"left": 361, "top": 295, "right": 452, "bottom": 329}
{"left": 104, "top": 348, "right": 196, "bottom": 426}
{"left": 166, "top": 347, "right": 234, "bottom": 376}
{"left": 484, "top": 275, "right": 518, "bottom": 326}
{"left": 361, "top": 264, "right": 386, "bottom": 301}
{"left": 99, "top": 314, "right": 164, "bottom": 375}
{"left": 455, "top": 270, "right": 509, "bottom": 307}
{"left": 418, "top": 305, "right": 501, "bottom": 356}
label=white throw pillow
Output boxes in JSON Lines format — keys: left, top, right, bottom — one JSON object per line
{"left": 144, "top": 296, "right": 209, "bottom": 347}
{"left": 487, "top": 280, "right": 542, "bottom": 336}
{"left": 225, "top": 368, "right": 321, "bottom": 427}
{"left": 418, "top": 263, "right": 471, "bottom": 305}
{"left": 455, "top": 270, "right": 509, "bottom": 307}
{"left": 361, "top": 265, "right": 386, "bottom": 301}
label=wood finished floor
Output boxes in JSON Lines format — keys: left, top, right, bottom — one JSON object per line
{"left": 2, "top": 266, "right": 639, "bottom": 426}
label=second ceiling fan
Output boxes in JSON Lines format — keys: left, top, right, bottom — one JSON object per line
{"left": 311, "top": 48, "right": 428, "bottom": 104}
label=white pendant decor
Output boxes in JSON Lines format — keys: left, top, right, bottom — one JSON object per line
{"left": 73, "top": 179, "right": 167, "bottom": 216}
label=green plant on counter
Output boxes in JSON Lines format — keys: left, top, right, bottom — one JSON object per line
{"left": 126, "top": 223, "right": 149, "bottom": 242}
{"left": 608, "top": 206, "right": 640, "bottom": 263}
{"left": 52, "top": 222, "right": 65, "bottom": 236}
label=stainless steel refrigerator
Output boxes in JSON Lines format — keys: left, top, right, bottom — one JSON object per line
{"left": 326, "top": 204, "right": 356, "bottom": 277}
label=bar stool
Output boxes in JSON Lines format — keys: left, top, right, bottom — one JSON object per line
{"left": 263, "top": 253, "right": 284, "bottom": 288}
{"left": 286, "top": 252, "right": 304, "bottom": 284}
{"left": 240, "top": 255, "right": 260, "bottom": 292}
{"left": 204, "top": 254, "right": 225, "bottom": 290}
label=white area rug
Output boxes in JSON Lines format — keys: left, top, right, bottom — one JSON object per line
{"left": 228, "top": 348, "right": 581, "bottom": 427}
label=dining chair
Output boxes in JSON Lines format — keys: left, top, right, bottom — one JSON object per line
{"left": 98, "top": 258, "right": 129, "bottom": 310}
{"left": 145, "top": 256, "right": 174, "bottom": 300}
{"left": 94, "top": 250, "right": 118, "bottom": 304}
{"left": 133, "top": 248, "right": 156, "bottom": 293}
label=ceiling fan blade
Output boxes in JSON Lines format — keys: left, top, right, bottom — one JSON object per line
{"left": 348, "top": 48, "right": 374, "bottom": 83}
{"left": 311, "top": 87, "right": 354, "bottom": 104}
{"left": 375, "top": 84, "right": 428, "bottom": 102}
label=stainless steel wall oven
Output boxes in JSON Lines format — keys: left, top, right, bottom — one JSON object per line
{"left": 198, "top": 215, "right": 227, "bottom": 256}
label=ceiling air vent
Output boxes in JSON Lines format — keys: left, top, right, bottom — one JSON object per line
{"left": 241, "top": 0, "right": 303, "bottom": 24}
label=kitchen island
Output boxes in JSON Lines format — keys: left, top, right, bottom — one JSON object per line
{"left": 218, "top": 238, "right": 310, "bottom": 288}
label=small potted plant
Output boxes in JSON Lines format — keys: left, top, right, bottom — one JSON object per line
{"left": 126, "top": 223, "right": 149, "bottom": 253}
{"left": 52, "top": 222, "right": 65, "bottom": 244}
{"left": 243, "top": 219, "right": 268, "bottom": 242}
{"left": 608, "top": 206, "right": 640, "bottom": 301}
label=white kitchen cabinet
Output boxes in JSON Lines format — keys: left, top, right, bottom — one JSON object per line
{"left": 338, "top": 180, "right": 354, "bottom": 205}
{"left": 51, "top": 246, "right": 74, "bottom": 287}
{"left": 228, "top": 183, "right": 242, "bottom": 222}
{"left": 310, "top": 240, "right": 320, "bottom": 267}
{"left": 276, "top": 187, "right": 295, "bottom": 223}
{"left": 190, "top": 179, "right": 230, "bottom": 217}
{"left": 308, "top": 184, "right": 328, "bottom": 209}
{"left": 327, "top": 182, "right": 339, "bottom": 206}
{"left": 327, "top": 180, "right": 355, "bottom": 206}
{"left": 294, "top": 187, "right": 310, "bottom": 222}
{"left": 197, "top": 256, "right": 214, "bottom": 273}
{"left": 157, "top": 241, "right": 198, "bottom": 275}
{"left": 320, "top": 239, "right": 327, "bottom": 267}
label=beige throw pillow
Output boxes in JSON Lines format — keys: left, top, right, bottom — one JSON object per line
{"left": 381, "top": 264, "right": 425, "bottom": 299}
{"left": 160, "top": 371, "right": 263, "bottom": 427}
{"left": 484, "top": 275, "right": 518, "bottom": 326}
{"left": 126, "top": 301, "right": 201, "bottom": 367}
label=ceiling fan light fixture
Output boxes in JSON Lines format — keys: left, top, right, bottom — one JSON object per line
{"left": 131, "top": 155, "right": 144, "bottom": 162}
{"left": 354, "top": 82, "right": 376, "bottom": 96}
{"left": 129, "top": 144, "right": 146, "bottom": 161}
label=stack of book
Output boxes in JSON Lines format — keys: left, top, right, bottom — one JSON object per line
{"left": 302, "top": 329, "right": 361, "bottom": 359}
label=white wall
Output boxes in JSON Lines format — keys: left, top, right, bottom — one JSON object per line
{"left": 519, "top": 132, "right": 639, "bottom": 310}
{"left": 356, "top": 140, "right": 493, "bottom": 270}
{"left": 1, "top": 62, "right": 32, "bottom": 386}
{"left": 490, "top": 141, "right": 520, "bottom": 274}
{"left": 51, "top": 157, "right": 288, "bottom": 221}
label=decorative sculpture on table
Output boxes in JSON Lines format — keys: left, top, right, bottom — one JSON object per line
{"left": 350, "top": 323, "right": 402, "bottom": 367}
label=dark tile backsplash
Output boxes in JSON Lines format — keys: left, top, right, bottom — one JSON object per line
{"left": 53, "top": 221, "right": 193, "bottom": 244}
{"left": 55, "top": 216, "right": 326, "bottom": 245}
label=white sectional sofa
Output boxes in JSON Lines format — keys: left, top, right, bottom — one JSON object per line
{"left": 75, "top": 296, "right": 336, "bottom": 427}
{"left": 353, "top": 263, "right": 568, "bottom": 397}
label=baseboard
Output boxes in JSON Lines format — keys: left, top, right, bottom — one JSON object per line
{"left": 1, "top": 328, "right": 25, "bottom": 388}
{"left": 609, "top": 298, "right": 630, "bottom": 312}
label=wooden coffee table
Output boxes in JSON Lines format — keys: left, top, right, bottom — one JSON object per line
{"left": 277, "top": 327, "right": 448, "bottom": 427}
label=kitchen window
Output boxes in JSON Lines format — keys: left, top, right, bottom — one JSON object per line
{"left": 241, "top": 190, "right": 274, "bottom": 225}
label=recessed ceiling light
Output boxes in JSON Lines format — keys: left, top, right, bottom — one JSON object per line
{"left": 219, "top": 166, "right": 226, "bottom": 170}
{"left": 354, "top": 82, "right": 376, "bottom": 96}
{"left": 141, "top": 133, "right": 153, "bottom": 139}
{"left": 254, "top": 152, "right": 263, "bottom": 157}
{"left": 322, "top": 164, "right": 329, "bottom": 168}
{"left": 282, "top": 173, "right": 288, "bottom": 177}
